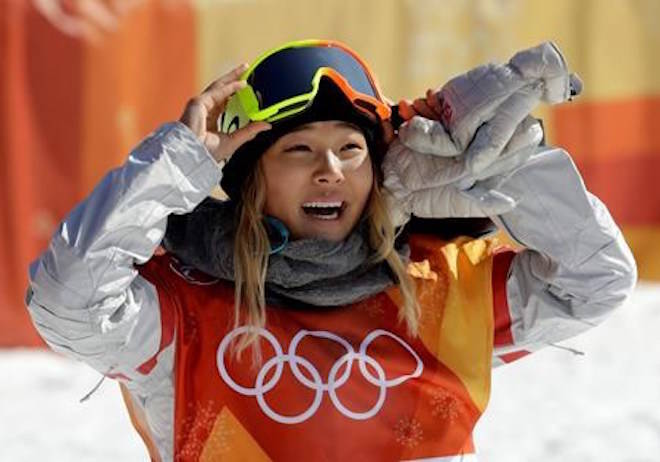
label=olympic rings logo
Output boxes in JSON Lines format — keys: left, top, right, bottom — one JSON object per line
{"left": 216, "top": 327, "right": 423, "bottom": 425}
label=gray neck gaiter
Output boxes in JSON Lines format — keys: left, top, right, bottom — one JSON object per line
{"left": 163, "top": 199, "right": 409, "bottom": 307}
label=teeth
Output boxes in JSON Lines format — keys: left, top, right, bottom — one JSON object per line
{"left": 301, "top": 201, "right": 343, "bottom": 208}
{"left": 314, "top": 212, "right": 339, "bottom": 220}
{"left": 301, "top": 201, "right": 344, "bottom": 220}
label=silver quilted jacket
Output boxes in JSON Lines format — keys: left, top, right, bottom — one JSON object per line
{"left": 26, "top": 122, "right": 637, "bottom": 460}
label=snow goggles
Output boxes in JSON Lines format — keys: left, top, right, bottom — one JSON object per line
{"left": 221, "top": 40, "right": 391, "bottom": 134}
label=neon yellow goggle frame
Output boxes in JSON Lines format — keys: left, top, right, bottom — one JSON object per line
{"left": 220, "top": 39, "right": 391, "bottom": 134}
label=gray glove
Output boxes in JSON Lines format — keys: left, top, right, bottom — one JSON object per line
{"left": 383, "top": 42, "right": 582, "bottom": 227}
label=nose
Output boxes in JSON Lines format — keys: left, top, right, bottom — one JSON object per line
{"left": 313, "top": 149, "right": 345, "bottom": 185}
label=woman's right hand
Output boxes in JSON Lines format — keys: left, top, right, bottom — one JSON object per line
{"left": 179, "top": 63, "right": 271, "bottom": 164}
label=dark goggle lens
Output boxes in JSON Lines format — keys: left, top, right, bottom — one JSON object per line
{"left": 247, "top": 46, "right": 377, "bottom": 109}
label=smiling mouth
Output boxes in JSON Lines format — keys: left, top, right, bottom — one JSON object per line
{"left": 301, "top": 201, "right": 346, "bottom": 220}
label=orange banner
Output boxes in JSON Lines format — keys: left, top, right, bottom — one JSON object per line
{"left": 1, "top": 1, "right": 196, "bottom": 346}
{"left": 554, "top": 97, "right": 660, "bottom": 225}
{"left": 2, "top": 0, "right": 658, "bottom": 346}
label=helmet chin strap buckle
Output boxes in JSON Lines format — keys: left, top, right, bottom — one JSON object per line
{"left": 265, "top": 216, "right": 290, "bottom": 255}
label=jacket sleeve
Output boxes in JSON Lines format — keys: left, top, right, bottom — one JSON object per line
{"left": 26, "top": 122, "right": 221, "bottom": 386}
{"left": 487, "top": 147, "right": 637, "bottom": 366}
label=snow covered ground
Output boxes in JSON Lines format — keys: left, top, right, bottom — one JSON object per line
{"left": 1, "top": 283, "right": 658, "bottom": 461}
{"left": 475, "top": 282, "right": 660, "bottom": 462}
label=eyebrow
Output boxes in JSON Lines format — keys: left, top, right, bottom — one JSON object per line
{"left": 287, "top": 121, "right": 361, "bottom": 133}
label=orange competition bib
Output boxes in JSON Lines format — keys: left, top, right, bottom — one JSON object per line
{"left": 135, "top": 234, "right": 511, "bottom": 461}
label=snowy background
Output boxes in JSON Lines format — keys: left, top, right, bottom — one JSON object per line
{"left": 2, "top": 283, "right": 658, "bottom": 461}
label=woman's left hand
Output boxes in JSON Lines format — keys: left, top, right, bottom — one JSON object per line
{"left": 383, "top": 42, "right": 581, "bottom": 226}
{"left": 383, "top": 115, "right": 542, "bottom": 226}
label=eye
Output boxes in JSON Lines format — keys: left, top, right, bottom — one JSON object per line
{"left": 342, "top": 142, "right": 364, "bottom": 151}
{"left": 283, "top": 144, "right": 312, "bottom": 153}
{"left": 339, "top": 142, "right": 365, "bottom": 157}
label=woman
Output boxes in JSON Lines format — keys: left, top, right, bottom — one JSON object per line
{"left": 27, "top": 40, "right": 636, "bottom": 461}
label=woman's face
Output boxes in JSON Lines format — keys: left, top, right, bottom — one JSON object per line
{"left": 260, "top": 120, "right": 374, "bottom": 241}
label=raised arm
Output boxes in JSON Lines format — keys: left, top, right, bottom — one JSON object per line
{"left": 26, "top": 65, "right": 270, "bottom": 387}
{"left": 487, "top": 147, "right": 636, "bottom": 364}
{"left": 382, "top": 42, "right": 636, "bottom": 364}
{"left": 26, "top": 122, "right": 219, "bottom": 384}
